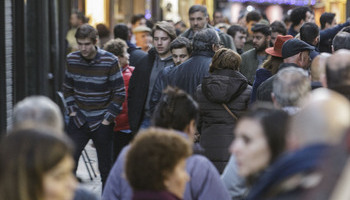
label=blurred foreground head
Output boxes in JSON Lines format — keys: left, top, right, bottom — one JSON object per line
{"left": 288, "top": 88, "right": 350, "bottom": 150}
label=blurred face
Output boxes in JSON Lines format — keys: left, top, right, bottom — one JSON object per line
{"left": 234, "top": 31, "right": 247, "bottom": 49}
{"left": 43, "top": 155, "right": 77, "bottom": 200}
{"left": 77, "top": 38, "right": 97, "bottom": 59}
{"left": 153, "top": 30, "right": 172, "bottom": 58}
{"left": 164, "top": 158, "right": 189, "bottom": 199}
{"left": 69, "top": 14, "right": 82, "bottom": 28}
{"left": 133, "top": 18, "right": 147, "bottom": 29}
{"left": 231, "top": 118, "right": 271, "bottom": 177}
{"left": 246, "top": 20, "right": 258, "bottom": 36}
{"left": 189, "top": 11, "right": 208, "bottom": 32}
{"left": 305, "top": 11, "right": 314, "bottom": 23}
{"left": 252, "top": 32, "right": 269, "bottom": 52}
{"left": 118, "top": 47, "right": 129, "bottom": 67}
{"left": 172, "top": 47, "right": 190, "bottom": 66}
{"left": 214, "top": 12, "right": 224, "bottom": 25}
{"left": 135, "top": 31, "right": 150, "bottom": 50}
{"left": 271, "top": 32, "right": 281, "bottom": 46}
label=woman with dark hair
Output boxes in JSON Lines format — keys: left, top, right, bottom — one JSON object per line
{"left": 230, "top": 104, "right": 289, "bottom": 185}
{"left": 195, "top": 48, "right": 251, "bottom": 173}
{"left": 0, "top": 127, "right": 77, "bottom": 200}
{"left": 125, "top": 128, "right": 192, "bottom": 200}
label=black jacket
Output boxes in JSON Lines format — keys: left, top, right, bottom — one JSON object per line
{"left": 127, "top": 48, "right": 155, "bottom": 134}
{"left": 169, "top": 50, "right": 214, "bottom": 96}
{"left": 195, "top": 69, "right": 251, "bottom": 173}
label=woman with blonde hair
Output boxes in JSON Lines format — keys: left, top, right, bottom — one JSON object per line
{"left": 195, "top": 48, "right": 251, "bottom": 173}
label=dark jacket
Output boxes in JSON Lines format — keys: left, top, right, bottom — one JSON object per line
{"left": 319, "top": 21, "right": 350, "bottom": 53}
{"left": 170, "top": 50, "right": 214, "bottom": 96}
{"left": 196, "top": 69, "right": 251, "bottom": 173}
{"left": 240, "top": 48, "right": 259, "bottom": 84}
{"left": 128, "top": 48, "right": 169, "bottom": 134}
{"left": 256, "top": 63, "right": 300, "bottom": 102}
{"left": 250, "top": 68, "right": 272, "bottom": 104}
{"left": 246, "top": 144, "right": 329, "bottom": 200}
{"left": 127, "top": 41, "right": 147, "bottom": 67}
{"left": 181, "top": 25, "right": 236, "bottom": 51}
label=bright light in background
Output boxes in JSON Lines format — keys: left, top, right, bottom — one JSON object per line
{"left": 247, "top": 5, "right": 255, "bottom": 12}
{"left": 230, "top": 3, "right": 242, "bottom": 23}
{"left": 86, "top": 0, "right": 106, "bottom": 27}
{"left": 266, "top": 5, "right": 283, "bottom": 23}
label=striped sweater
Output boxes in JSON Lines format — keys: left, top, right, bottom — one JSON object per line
{"left": 63, "top": 48, "right": 125, "bottom": 131}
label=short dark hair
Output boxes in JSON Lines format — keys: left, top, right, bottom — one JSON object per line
{"left": 152, "top": 21, "right": 176, "bottom": 41}
{"left": 270, "top": 21, "right": 287, "bottom": 35}
{"left": 290, "top": 6, "right": 312, "bottom": 27}
{"left": 189, "top": 5, "right": 208, "bottom": 16}
{"left": 75, "top": 24, "right": 98, "bottom": 42}
{"left": 333, "top": 32, "right": 350, "bottom": 51}
{"left": 241, "top": 103, "right": 289, "bottom": 164}
{"left": 72, "top": 10, "right": 87, "bottom": 23}
{"left": 192, "top": 28, "right": 220, "bottom": 52}
{"left": 125, "top": 128, "right": 192, "bottom": 191}
{"left": 300, "top": 22, "right": 319, "bottom": 45}
{"left": 152, "top": 87, "right": 199, "bottom": 131}
{"left": 227, "top": 24, "right": 247, "bottom": 38}
{"left": 170, "top": 37, "right": 192, "bottom": 55}
{"left": 246, "top": 11, "right": 261, "bottom": 23}
{"left": 251, "top": 24, "right": 271, "bottom": 36}
{"left": 131, "top": 14, "right": 145, "bottom": 25}
{"left": 320, "top": 12, "right": 336, "bottom": 30}
{"left": 96, "top": 23, "right": 110, "bottom": 38}
{"left": 113, "top": 23, "right": 129, "bottom": 41}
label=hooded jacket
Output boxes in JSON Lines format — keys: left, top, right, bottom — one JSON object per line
{"left": 195, "top": 69, "right": 251, "bottom": 173}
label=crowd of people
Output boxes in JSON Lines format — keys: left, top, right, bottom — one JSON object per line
{"left": 2, "top": 3, "right": 350, "bottom": 200}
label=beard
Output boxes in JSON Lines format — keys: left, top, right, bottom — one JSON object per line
{"left": 254, "top": 40, "right": 268, "bottom": 53}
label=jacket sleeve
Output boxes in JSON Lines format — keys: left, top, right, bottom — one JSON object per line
{"left": 186, "top": 155, "right": 231, "bottom": 200}
{"left": 102, "top": 147, "right": 132, "bottom": 200}
{"left": 104, "top": 60, "right": 126, "bottom": 123}
{"left": 320, "top": 21, "right": 350, "bottom": 41}
{"left": 62, "top": 62, "right": 78, "bottom": 115}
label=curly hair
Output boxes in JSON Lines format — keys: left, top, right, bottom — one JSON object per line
{"left": 104, "top": 38, "right": 127, "bottom": 57}
{"left": 209, "top": 48, "right": 241, "bottom": 72}
{"left": 125, "top": 128, "right": 192, "bottom": 191}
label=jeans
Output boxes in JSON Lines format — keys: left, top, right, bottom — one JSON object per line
{"left": 67, "top": 118, "right": 113, "bottom": 189}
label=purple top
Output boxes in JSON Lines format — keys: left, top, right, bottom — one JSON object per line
{"left": 133, "top": 191, "right": 181, "bottom": 200}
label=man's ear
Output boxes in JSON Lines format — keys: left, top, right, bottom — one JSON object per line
{"left": 271, "top": 92, "right": 280, "bottom": 108}
{"left": 212, "top": 44, "right": 220, "bottom": 52}
{"left": 320, "top": 74, "right": 327, "bottom": 88}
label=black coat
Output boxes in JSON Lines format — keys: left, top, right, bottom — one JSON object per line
{"left": 127, "top": 49, "right": 156, "bottom": 134}
{"left": 196, "top": 69, "right": 251, "bottom": 173}
{"left": 169, "top": 50, "right": 214, "bottom": 96}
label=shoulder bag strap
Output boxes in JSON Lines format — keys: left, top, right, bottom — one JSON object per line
{"left": 222, "top": 103, "right": 238, "bottom": 120}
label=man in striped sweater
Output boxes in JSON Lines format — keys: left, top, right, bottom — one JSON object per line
{"left": 63, "top": 24, "right": 125, "bottom": 188}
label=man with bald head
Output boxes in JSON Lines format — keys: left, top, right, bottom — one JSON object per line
{"left": 247, "top": 88, "right": 350, "bottom": 199}
{"left": 310, "top": 53, "right": 331, "bottom": 89}
{"left": 325, "top": 49, "right": 350, "bottom": 100}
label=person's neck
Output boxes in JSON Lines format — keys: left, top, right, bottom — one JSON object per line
{"left": 293, "top": 23, "right": 302, "bottom": 33}
{"left": 257, "top": 50, "right": 267, "bottom": 56}
{"left": 158, "top": 51, "right": 171, "bottom": 59}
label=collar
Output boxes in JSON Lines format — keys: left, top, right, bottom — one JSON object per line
{"left": 79, "top": 46, "right": 102, "bottom": 64}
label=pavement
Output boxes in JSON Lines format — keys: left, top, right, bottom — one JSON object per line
{"left": 76, "top": 140, "right": 102, "bottom": 199}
